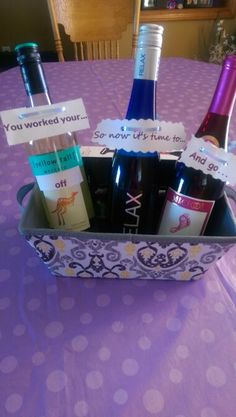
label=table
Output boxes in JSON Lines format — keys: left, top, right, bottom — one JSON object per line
{"left": 0, "top": 58, "right": 236, "bottom": 417}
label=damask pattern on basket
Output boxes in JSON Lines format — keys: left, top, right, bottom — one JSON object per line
{"left": 26, "top": 234, "right": 234, "bottom": 281}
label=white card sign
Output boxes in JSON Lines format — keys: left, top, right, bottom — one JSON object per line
{"left": 179, "top": 136, "right": 236, "bottom": 185}
{"left": 91, "top": 119, "right": 186, "bottom": 152}
{"left": 0, "top": 98, "right": 89, "bottom": 146}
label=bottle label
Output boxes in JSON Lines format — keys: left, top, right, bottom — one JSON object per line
{"left": 29, "top": 145, "right": 83, "bottom": 175}
{"left": 158, "top": 188, "right": 215, "bottom": 236}
{"left": 134, "top": 49, "right": 160, "bottom": 81}
{"left": 29, "top": 146, "right": 90, "bottom": 231}
{"left": 122, "top": 192, "right": 142, "bottom": 234}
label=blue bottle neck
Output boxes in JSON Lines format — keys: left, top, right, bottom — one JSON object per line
{"left": 125, "top": 79, "right": 157, "bottom": 120}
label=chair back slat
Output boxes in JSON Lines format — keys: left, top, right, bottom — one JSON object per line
{"left": 46, "top": 0, "right": 141, "bottom": 61}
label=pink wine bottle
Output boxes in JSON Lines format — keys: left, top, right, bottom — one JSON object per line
{"left": 158, "top": 55, "right": 236, "bottom": 236}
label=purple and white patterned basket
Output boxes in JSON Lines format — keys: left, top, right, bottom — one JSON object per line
{"left": 18, "top": 183, "right": 236, "bottom": 281}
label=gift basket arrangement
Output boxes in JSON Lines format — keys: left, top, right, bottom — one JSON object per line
{"left": 1, "top": 25, "right": 236, "bottom": 281}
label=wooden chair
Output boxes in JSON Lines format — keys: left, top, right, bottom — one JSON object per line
{"left": 46, "top": 0, "right": 141, "bottom": 62}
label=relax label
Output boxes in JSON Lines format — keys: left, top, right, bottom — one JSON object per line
{"left": 179, "top": 136, "right": 236, "bottom": 185}
{"left": 0, "top": 98, "right": 89, "bottom": 146}
{"left": 92, "top": 119, "right": 186, "bottom": 152}
{"left": 134, "top": 49, "right": 160, "bottom": 81}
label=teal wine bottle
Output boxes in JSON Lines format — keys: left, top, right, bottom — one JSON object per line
{"left": 158, "top": 55, "right": 236, "bottom": 236}
{"left": 110, "top": 24, "right": 164, "bottom": 234}
{"left": 15, "top": 42, "right": 94, "bottom": 231}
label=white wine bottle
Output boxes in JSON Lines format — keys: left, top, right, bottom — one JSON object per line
{"left": 15, "top": 42, "right": 93, "bottom": 231}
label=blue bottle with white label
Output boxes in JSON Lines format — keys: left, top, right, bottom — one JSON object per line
{"left": 110, "top": 24, "right": 164, "bottom": 234}
{"left": 15, "top": 42, "right": 93, "bottom": 231}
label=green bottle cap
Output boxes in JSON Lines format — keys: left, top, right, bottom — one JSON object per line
{"left": 15, "top": 42, "right": 38, "bottom": 51}
{"left": 15, "top": 42, "right": 41, "bottom": 67}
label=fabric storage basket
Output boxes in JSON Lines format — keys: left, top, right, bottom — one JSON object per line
{"left": 17, "top": 178, "right": 236, "bottom": 281}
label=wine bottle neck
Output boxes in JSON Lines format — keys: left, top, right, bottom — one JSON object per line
{"left": 133, "top": 47, "right": 161, "bottom": 82}
{"left": 209, "top": 62, "right": 236, "bottom": 116}
{"left": 126, "top": 45, "right": 161, "bottom": 120}
{"left": 28, "top": 92, "right": 52, "bottom": 107}
{"left": 20, "top": 61, "right": 50, "bottom": 99}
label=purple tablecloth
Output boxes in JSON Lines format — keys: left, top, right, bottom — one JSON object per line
{"left": 0, "top": 58, "right": 236, "bottom": 417}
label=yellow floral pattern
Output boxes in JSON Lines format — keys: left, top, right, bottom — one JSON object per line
{"left": 189, "top": 244, "right": 203, "bottom": 258}
{"left": 120, "top": 271, "right": 130, "bottom": 279}
{"left": 169, "top": 248, "right": 185, "bottom": 260}
{"left": 138, "top": 247, "right": 154, "bottom": 261}
{"left": 180, "top": 271, "right": 193, "bottom": 281}
{"left": 124, "top": 243, "right": 136, "bottom": 256}
{"left": 54, "top": 239, "right": 66, "bottom": 251}
{"left": 65, "top": 267, "right": 76, "bottom": 277}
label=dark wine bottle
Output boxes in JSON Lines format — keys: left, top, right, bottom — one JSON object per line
{"left": 158, "top": 55, "right": 236, "bottom": 236}
{"left": 110, "top": 24, "right": 164, "bottom": 234}
{"left": 15, "top": 42, "right": 93, "bottom": 231}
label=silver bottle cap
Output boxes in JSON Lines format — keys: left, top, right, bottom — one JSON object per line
{"left": 138, "top": 24, "right": 164, "bottom": 49}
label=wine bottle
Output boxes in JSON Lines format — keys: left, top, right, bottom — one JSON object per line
{"left": 110, "top": 24, "right": 164, "bottom": 234}
{"left": 158, "top": 55, "right": 236, "bottom": 236}
{"left": 15, "top": 42, "right": 93, "bottom": 231}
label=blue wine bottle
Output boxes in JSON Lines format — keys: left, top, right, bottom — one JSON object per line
{"left": 110, "top": 24, "right": 164, "bottom": 234}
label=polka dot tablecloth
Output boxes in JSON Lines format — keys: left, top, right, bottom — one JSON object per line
{"left": 0, "top": 58, "right": 236, "bottom": 417}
